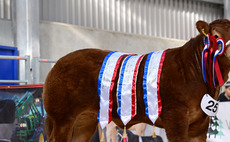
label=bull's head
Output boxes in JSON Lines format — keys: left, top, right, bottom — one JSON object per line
{"left": 196, "top": 19, "right": 230, "bottom": 58}
{"left": 196, "top": 19, "right": 230, "bottom": 84}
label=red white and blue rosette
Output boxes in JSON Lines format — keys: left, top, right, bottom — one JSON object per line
{"left": 212, "top": 38, "right": 226, "bottom": 87}
{"left": 201, "top": 33, "right": 230, "bottom": 88}
{"left": 202, "top": 33, "right": 211, "bottom": 83}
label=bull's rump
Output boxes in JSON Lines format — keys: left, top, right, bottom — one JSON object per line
{"left": 43, "top": 49, "right": 111, "bottom": 116}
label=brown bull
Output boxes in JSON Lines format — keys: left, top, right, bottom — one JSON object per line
{"left": 43, "top": 19, "right": 230, "bottom": 142}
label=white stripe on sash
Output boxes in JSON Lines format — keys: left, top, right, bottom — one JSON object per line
{"left": 143, "top": 50, "right": 166, "bottom": 124}
{"left": 117, "top": 55, "right": 144, "bottom": 125}
{"left": 98, "top": 51, "right": 126, "bottom": 129}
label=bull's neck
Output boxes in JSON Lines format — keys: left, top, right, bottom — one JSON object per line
{"left": 182, "top": 34, "right": 221, "bottom": 99}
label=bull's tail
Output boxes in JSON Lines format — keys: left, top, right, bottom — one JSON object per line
{"left": 44, "top": 115, "right": 53, "bottom": 140}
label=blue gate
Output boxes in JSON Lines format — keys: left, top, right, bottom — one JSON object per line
{"left": 0, "top": 46, "right": 18, "bottom": 85}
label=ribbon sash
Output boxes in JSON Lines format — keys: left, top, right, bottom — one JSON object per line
{"left": 143, "top": 50, "right": 166, "bottom": 124}
{"left": 117, "top": 55, "right": 144, "bottom": 125}
{"left": 98, "top": 51, "right": 126, "bottom": 129}
{"left": 98, "top": 50, "right": 166, "bottom": 128}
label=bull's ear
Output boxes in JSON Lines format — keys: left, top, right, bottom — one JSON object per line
{"left": 196, "top": 20, "right": 209, "bottom": 36}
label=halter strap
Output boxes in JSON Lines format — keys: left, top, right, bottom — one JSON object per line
{"left": 202, "top": 29, "right": 208, "bottom": 37}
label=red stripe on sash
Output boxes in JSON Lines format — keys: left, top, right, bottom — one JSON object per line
{"left": 108, "top": 55, "right": 125, "bottom": 123}
{"left": 208, "top": 48, "right": 213, "bottom": 88}
{"left": 157, "top": 50, "right": 167, "bottom": 116}
{"left": 131, "top": 55, "right": 145, "bottom": 118}
{"left": 214, "top": 60, "right": 224, "bottom": 86}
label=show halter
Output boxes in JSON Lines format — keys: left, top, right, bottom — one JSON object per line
{"left": 201, "top": 29, "right": 230, "bottom": 88}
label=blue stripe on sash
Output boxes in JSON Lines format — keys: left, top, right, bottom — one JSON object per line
{"left": 202, "top": 46, "right": 208, "bottom": 82}
{"left": 117, "top": 55, "right": 133, "bottom": 118}
{"left": 143, "top": 52, "right": 154, "bottom": 117}
{"left": 97, "top": 51, "right": 117, "bottom": 121}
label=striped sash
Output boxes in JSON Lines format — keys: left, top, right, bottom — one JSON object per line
{"left": 143, "top": 50, "right": 166, "bottom": 124}
{"left": 98, "top": 50, "right": 166, "bottom": 128}
{"left": 98, "top": 51, "right": 127, "bottom": 129}
{"left": 117, "top": 55, "right": 144, "bottom": 125}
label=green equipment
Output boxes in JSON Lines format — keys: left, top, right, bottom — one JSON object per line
{"left": 11, "top": 91, "right": 45, "bottom": 142}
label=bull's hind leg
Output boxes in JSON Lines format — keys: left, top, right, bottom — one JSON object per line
{"left": 49, "top": 119, "right": 74, "bottom": 142}
{"left": 71, "top": 111, "right": 98, "bottom": 142}
{"left": 46, "top": 115, "right": 75, "bottom": 142}
{"left": 44, "top": 115, "right": 53, "bottom": 140}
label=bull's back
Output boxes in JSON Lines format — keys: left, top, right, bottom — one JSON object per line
{"left": 43, "top": 49, "right": 110, "bottom": 115}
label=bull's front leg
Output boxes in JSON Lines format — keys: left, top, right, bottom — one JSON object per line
{"left": 188, "top": 115, "right": 209, "bottom": 142}
{"left": 160, "top": 103, "right": 189, "bottom": 142}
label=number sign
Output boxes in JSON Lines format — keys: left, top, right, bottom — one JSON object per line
{"left": 201, "top": 94, "right": 219, "bottom": 116}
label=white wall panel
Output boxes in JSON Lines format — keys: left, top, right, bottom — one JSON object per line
{"left": 39, "top": 0, "right": 224, "bottom": 40}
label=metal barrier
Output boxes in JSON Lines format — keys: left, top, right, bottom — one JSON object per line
{"left": 0, "top": 55, "right": 57, "bottom": 84}
{"left": 0, "top": 55, "right": 31, "bottom": 84}
{"left": 33, "top": 57, "right": 57, "bottom": 84}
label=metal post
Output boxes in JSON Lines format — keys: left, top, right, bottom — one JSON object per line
{"left": 25, "top": 55, "right": 31, "bottom": 84}
{"left": 224, "top": 0, "right": 230, "bottom": 20}
{"left": 32, "top": 57, "right": 40, "bottom": 84}
{"left": 12, "top": 0, "right": 40, "bottom": 84}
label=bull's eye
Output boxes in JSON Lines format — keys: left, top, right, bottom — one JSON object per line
{"left": 214, "top": 35, "right": 219, "bottom": 38}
